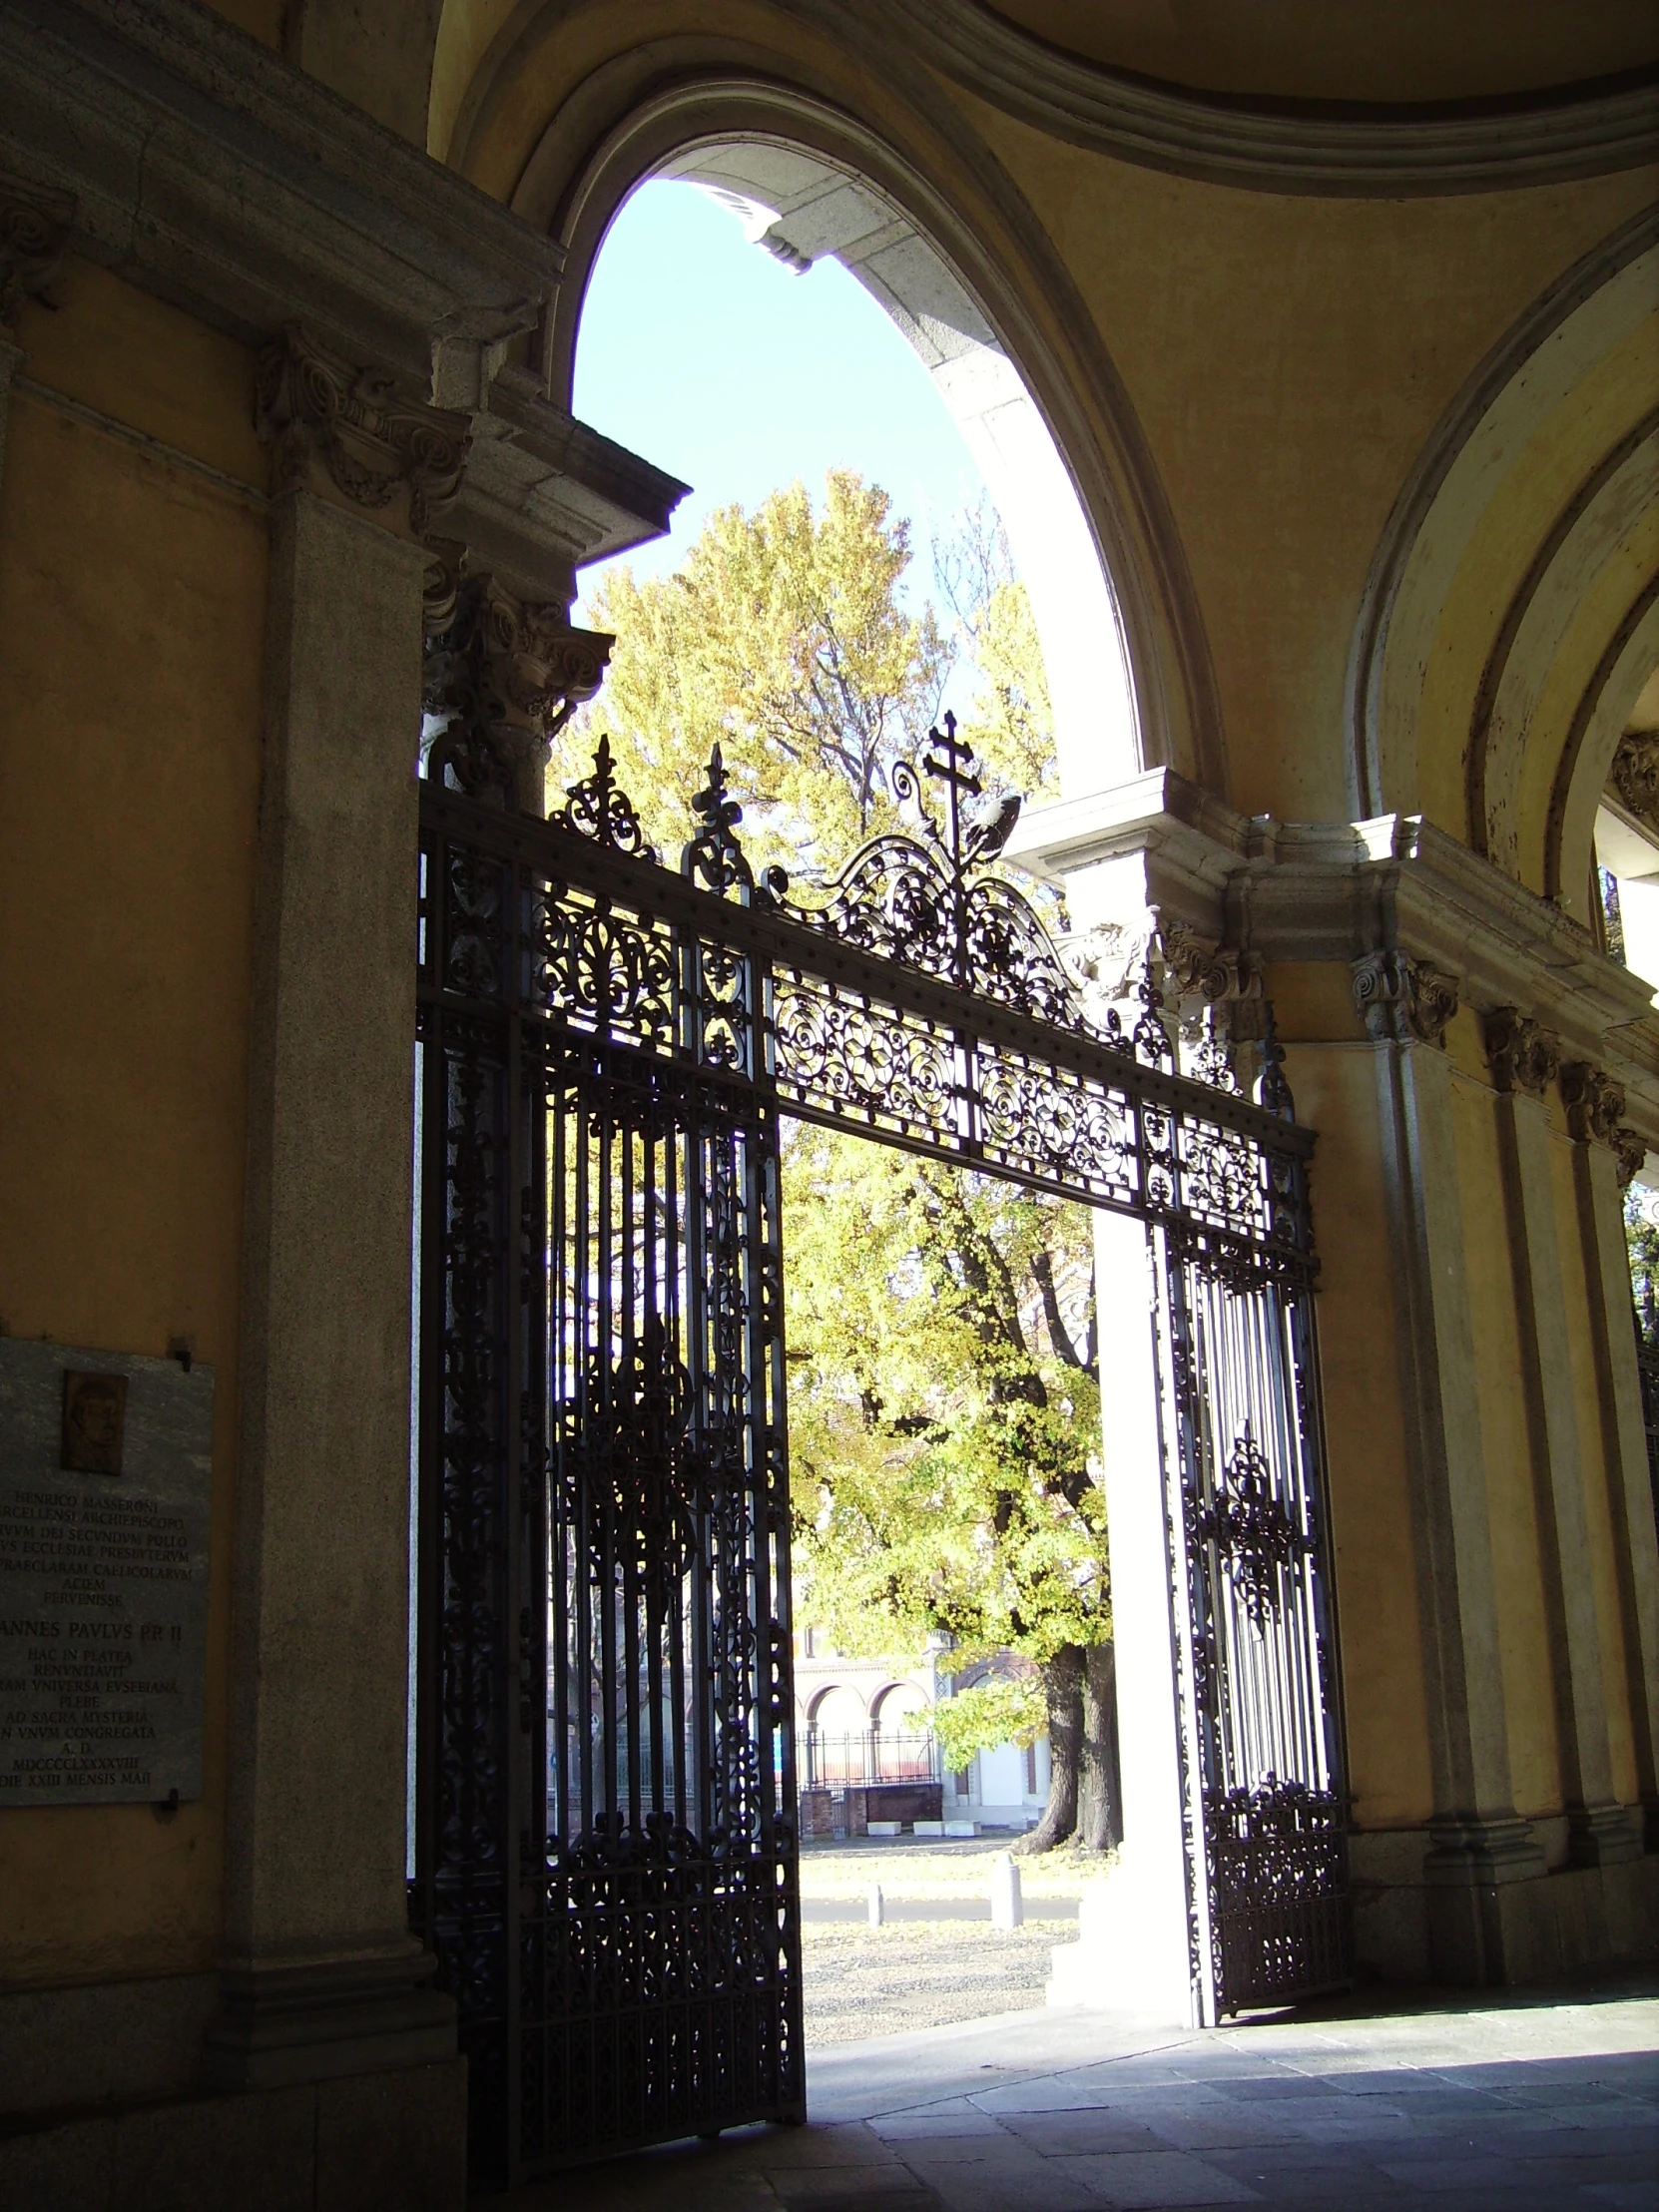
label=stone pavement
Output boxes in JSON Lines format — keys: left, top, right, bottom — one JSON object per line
{"left": 497, "top": 1976, "right": 1659, "bottom": 2211}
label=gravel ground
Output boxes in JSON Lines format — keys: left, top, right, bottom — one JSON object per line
{"left": 797, "top": 1838, "right": 1104, "bottom": 2043}
{"left": 801, "top": 1918, "right": 1062, "bottom": 2044}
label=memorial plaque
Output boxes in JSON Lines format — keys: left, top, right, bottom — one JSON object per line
{"left": 0, "top": 1339, "right": 213, "bottom": 1805}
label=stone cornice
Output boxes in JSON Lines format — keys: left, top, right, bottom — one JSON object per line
{"left": 447, "top": 364, "right": 688, "bottom": 604}
{"left": 0, "top": 0, "right": 558, "bottom": 391}
{"left": 1007, "top": 770, "right": 1659, "bottom": 1144}
{"left": 874, "top": 0, "right": 1659, "bottom": 196}
{"left": 0, "top": 0, "right": 688, "bottom": 593}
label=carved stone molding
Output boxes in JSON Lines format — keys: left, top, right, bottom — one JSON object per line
{"left": 1616, "top": 1126, "right": 1649, "bottom": 1187}
{"left": 0, "top": 169, "right": 71, "bottom": 328}
{"left": 423, "top": 571, "right": 613, "bottom": 815}
{"left": 1483, "top": 1007, "right": 1562, "bottom": 1097}
{"left": 257, "top": 325, "right": 470, "bottom": 537}
{"left": 1610, "top": 731, "right": 1659, "bottom": 834}
{"left": 1353, "top": 950, "right": 1460, "bottom": 1048}
{"left": 1560, "top": 1060, "right": 1627, "bottom": 1147}
{"left": 0, "top": 0, "right": 556, "bottom": 392}
{"left": 1159, "top": 919, "right": 1262, "bottom": 1009}
{"left": 870, "top": 0, "right": 1659, "bottom": 197}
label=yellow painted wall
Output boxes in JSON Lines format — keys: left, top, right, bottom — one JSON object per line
{"left": 954, "top": 110, "right": 1656, "bottom": 823}
{"left": 0, "top": 258, "right": 267, "bottom": 1983}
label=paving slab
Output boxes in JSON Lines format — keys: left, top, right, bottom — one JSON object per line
{"left": 496, "top": 1974, "right": 1659, "bottom": 2210}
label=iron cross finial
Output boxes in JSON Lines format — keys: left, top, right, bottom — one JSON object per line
{"left": 921, "top": 713, "right": 983, "bottom": 883}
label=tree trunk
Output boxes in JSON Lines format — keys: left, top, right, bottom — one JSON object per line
{"left": 1015, "top": 1644, "right": 1082, "bottom": 1854}
{"left": 1075, "top": 1640, "right": 1121, "bottom": 1852}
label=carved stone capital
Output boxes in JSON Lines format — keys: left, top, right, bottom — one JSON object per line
{"left": 1611, "top": 732, "right": 1659, "bottom": 836}
{"left": 423, "top": 571, "right": 613, "bottom": 814}
{"left": 1483, "top": 1007, "right": 1562, "bottom": 1096}
{"left": 1352, "top": 949, "right": 1459, "bottom": 1047}
{"left": 1615, "top": 1126, "right": 1648, "bottom": 1187}
{"left": 256, "top": 324, "right": 470, "bottom": 537}
{"left": 1560, "top": 1060, "right": 1627, "bottom": 1147}
{"left": 1158, "top": 919, "right": 1262, "bottom": 1009}
{"left": 0, "top": 170, "right": 73, "bottom": 328}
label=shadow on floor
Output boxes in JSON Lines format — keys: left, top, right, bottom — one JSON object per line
{"left": 489, "top": 1972, "right": 1659, "bottom": 2212}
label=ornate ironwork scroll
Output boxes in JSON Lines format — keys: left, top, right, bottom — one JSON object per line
{"left": 1162, "top": 1230, "right": 1349, "bottom": 2017}
{"left": 412, "top": 723, "right": 1348, "bottom": 2181}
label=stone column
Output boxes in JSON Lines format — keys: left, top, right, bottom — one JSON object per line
{"left": 204, "top": 329, "right": 470, "bottom": 2092}
{"left": 1561, "top": 1063, "right": 1659, "bottom": 1851}
{"left": 1355, "top": 954, "right": 1546, "bottom": 1982}
{"left": 1488, "top": 1024, "right": 1638, "bottom": 1869}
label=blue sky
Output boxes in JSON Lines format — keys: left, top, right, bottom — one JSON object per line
{"left": 571, "top": 180, "right": 989, "bottom": 620}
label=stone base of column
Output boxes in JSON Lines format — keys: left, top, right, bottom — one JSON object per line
{"left": 1566, "top": 1802, "right": 1644, "bottom": 1868}
{"left": 201, "top": 1946, "right": 456, "bottom": 2091}
{"left": 1423, "top": 1813, "right": 1550, "bottom": 1888}
{"left": 1351, "top": 1823, "right": 1659, "bottom": 1986}
{"left": 0, "top": 2057, "right": 466, "bottom": 2212}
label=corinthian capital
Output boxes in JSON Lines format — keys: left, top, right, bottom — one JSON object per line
{"left": 0, "top": 171, "right": 73, "bottom": 327}
{"left": 256, "top": 323, "right": 470, "bottom": 535}
{"left": 1352, "top": 949, "right": 1459, "bottom": 1047}
{"left": 422, "top": 571, "right": 613, "bottom": 813}
{"left": 1483, "top": 1007, "right": 1562, "bottom": 1096}
{"left": 1611, "top": 733, "right": 1659, "bottom": 835}
{"left": 1559, "top": 1060, "right": 1626, "bottom": 1147}
{"left": 1157, "top": 920, "right": 1262, "bottom": 1009}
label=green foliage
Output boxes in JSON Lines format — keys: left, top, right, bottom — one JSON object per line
{"left": 563, "top": 473, "right": 1055, "bottom": 876}
{"left": 565, "top": 471, "right": 952, "bottom": 875}
{"left": 563, "top": 470, "right": 1094, "bottom": 1693}
{"left": 1627, "top": 1184, "right": 1659, "bottom": 1329}
{"left": 931, "top": 1676, "right": 1047, "bottom": 1769}
{"left": 785, "top": 1123, "right": 1106, "bottom": 1672}
{"left": 933, "top": 493, "right": 1053, "bottom": 801}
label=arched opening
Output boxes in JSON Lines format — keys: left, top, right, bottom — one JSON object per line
{"left": 641, "top": 142, "right": 1138, "bottom": 800}
{"left": 1350, "top": 205, "right": 1659, "bottom": 903}
{"left": 409, "top": 63, "right": 1343, "bottom": 2190}
{"left": 522, "top": 74, "right": 1221, "bottom": 792}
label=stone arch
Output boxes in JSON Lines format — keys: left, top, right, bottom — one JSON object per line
{"left": 1348, "top": 204, "right": 1659, "bottom": 921}
{"left": 434, "top": 20, "right": 1228, "bottom": 796}
{"left": 807, "top": 1681, "right": 866, "bottom": 1729}
{"left": 869, "top": 1680, "right": 928, "bottom": 1732}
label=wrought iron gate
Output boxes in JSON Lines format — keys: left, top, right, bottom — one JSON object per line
{"left": 411, "top": 721, "right": 1350, "bottom": 2186}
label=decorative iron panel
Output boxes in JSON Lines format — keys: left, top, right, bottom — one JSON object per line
{"left": 1160, "top": 1229, "right": 1350, "bottom": 2018}
{"left": 412, "top": 722, "right": 1350, "bottom": 2180}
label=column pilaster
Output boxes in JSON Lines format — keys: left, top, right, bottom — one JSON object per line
{"left": 1356, "top": 959, "right": 1547, "bottom": 1977}
{"left": 205, "top": 330, "right": 473, "bottom": 2091}
{"left": 1487, "top": 1021, "right": 1639, "bottom": 1870}
{"left": 1562, "top": 1063, "right": 1659, "bottom": 1852}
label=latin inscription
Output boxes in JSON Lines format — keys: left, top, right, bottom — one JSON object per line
{"left": 0, "top": 1341, "right": 213, "bottom": 1804}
